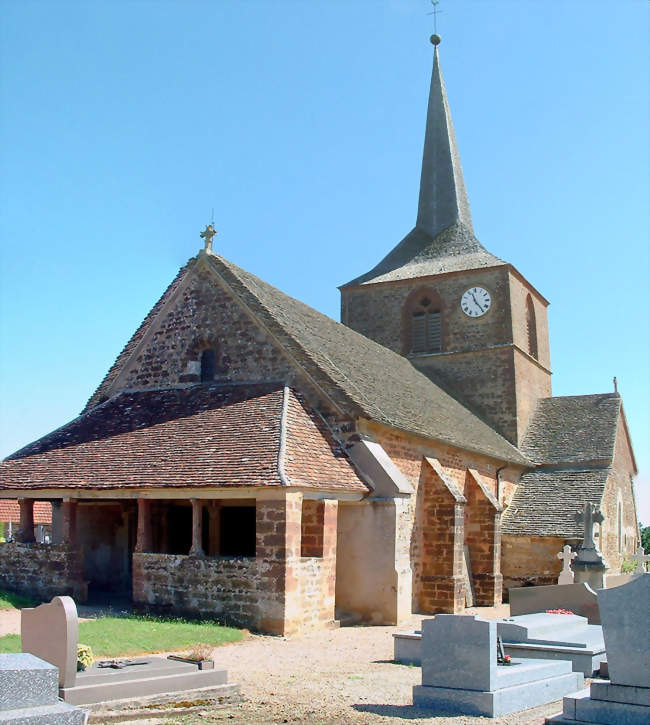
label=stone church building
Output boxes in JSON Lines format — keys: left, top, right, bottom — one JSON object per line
{"left": 0, "top": 38, "right": 640, "bottom": 635}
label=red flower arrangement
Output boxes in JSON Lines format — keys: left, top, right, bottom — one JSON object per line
{"left": 546, "top": 609, "right": 575, "bottom": 615}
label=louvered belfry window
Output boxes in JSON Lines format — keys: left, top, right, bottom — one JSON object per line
{"left": 411, "top": 297, "right": 441, "bottom": 354}
{"left": 525, "top": 295, "right": 538, "bottom": 360}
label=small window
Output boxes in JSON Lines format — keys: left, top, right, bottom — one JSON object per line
{"left": 526, "top": 295, "right": 538, "bottom": 360}
{"left": 412, "top": 309, "right": 441, "bottom": 353}
{"left": 200, "top": 349, "right": 217, "bottom": 382}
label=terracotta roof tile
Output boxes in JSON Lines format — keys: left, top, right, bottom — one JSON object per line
{"left": 0, "top": 500, "right": 52, "bottom": 524}
{"left": 1, "top": 384, "right": 367, "bottom": 494}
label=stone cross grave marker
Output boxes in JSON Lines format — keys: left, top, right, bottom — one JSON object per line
{"left": 21, "top": 595, "right": 78, "bottom": 688}
{"left": 557, "top": 544, "right": 577, "bottom": 584}
{"left": 629, "top": 544, "right": 650, "bottom": 573}
{"left": 575, "top": 502, "right": 604, "bottom": 554}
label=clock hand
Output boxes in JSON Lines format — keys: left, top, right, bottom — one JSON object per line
{"left": 471, "top": 293, "right": 484, "bottom": 312}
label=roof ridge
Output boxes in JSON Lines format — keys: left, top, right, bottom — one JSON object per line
{"left": 277, "top": 385, "right": 291, "bottom": 487}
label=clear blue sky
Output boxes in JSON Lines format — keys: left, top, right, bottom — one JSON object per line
{"left": 1, "top": 1, "right": 648, "bottom": 520}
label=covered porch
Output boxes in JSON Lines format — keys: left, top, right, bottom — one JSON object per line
{"left": 0, "top": 489, "right": 343, "bottom": 635}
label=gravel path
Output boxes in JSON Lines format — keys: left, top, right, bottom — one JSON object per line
{"left": 1, "top": 605, "right": 566, "bottom": 724}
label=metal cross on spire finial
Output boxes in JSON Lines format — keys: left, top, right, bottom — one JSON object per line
{"left": 200, "top": 223, "right": 217, "bottom": 253}
{"left": 428, "top": 0, "right": 443, "bottom": 45}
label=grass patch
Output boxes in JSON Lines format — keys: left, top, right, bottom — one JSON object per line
{"left": 0, "top": 615, "right": 243, "bottom": 657}
{"left": 0, "top": 589, "right": 37, "bottom": 611}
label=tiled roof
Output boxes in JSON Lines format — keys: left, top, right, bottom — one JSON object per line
{"left": 207, "top": 253, "right": 528, "bottom": 465}
{"left": 0, "top": 500, "right": 52, "bottom": 524}
{"left": 501, "top": 468, "right": 609, "bottom": 537}
{"left": 1, "top": 384, "right": 367, "bottom": 494}
{"left": 521, "top": 394, "right": 621, "bottom": 466}
{"left": 341, "top": 223, "right": 505, "bottom": 287}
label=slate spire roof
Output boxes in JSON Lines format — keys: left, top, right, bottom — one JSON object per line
{"left": 343, "top": 40, "right": 503, "bottom": 287}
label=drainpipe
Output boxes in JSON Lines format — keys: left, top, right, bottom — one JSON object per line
{"left": 496, "top": 465, "right": 507, "bottom": 506}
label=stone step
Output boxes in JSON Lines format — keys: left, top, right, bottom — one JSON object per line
{"left": 0, "top": 654, "right": 59, "bottom": 711}
{"left": 414, "top": 670, "right": 584, "bottom": 718}
{"left": 558, "top": 688, "right": 650, "bottom": 725}
{"left": 0, "top": 700, "right": 86, "bottom": 724}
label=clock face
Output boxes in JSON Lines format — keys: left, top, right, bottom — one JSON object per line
{"left": 461, "top": 287, "right": 491, "bottom": 317}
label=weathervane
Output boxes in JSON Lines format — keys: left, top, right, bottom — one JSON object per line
{"left": 428, "top": 0, "right": 443, "bottom": 45}
{"left": 200, "top": 223, "right": 217, "bottom": 253}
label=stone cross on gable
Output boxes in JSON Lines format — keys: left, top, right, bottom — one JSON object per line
{"left": 575, "top": 502, "right": 605, "bottom": 550}
{"left": 630, "top": 544, "right": 650, "bottom": 573}
{"left": 557, "top": 544, "right": 577, "bottom": 584}
{"left": 200, "top": 223, "right": 217, "bottom": 253}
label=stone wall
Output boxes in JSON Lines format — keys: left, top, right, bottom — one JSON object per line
{"left": 508, "top": 271, "right": 551, "bottom": 370}
{"left": 355, "top": 420, "right": 512, "bottom": 614}
{"left": 416, "top": 463, "right": 465, "bottom": 613}
{"left": 600, "top": 414, "right": 639, "bottom": 571}
{"left": 132, "top": 553, "right": 261, "bottom": 628}
{"left": 301, "top": 500, "right": 324, "bottom": 557}
{"left": 464, "top": 472, "right": 502, "bottom": 606}
{"left": 414, "top": 347, "right": 518, "bottom": 444}
{"left": 93, "top": 261, "right": 324, "bottom": 410}
{"left": 513, "top": 349, "right": 552, "bottom": 447}
{"left": 134, "top": 493, "right": 338, "bottom": 636}
{"left": 335, "top": 500, "right": 409, "bottom": 625}
{"left": 0, "top": 542, "right": 85, "bottom": 602}
{"left": 500, "top": 534, "right": 565, "bottom": 593}
{"left": 341, "top": 267, "right": 512, "bottom": 356}
{"left": 341, "top": 265, "right": 552, "bottom": 446}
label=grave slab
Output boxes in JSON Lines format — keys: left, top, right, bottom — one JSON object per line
{"left": 0, "top": 701, "right": 87, "bottom": 724}
{"left": 0, "top": 654, "right": 58, "bottom": 711}
{"left": 0, "top": 653, "right": 86, "bottom": 725}
{"left": 394, "top": 612, "right": 605, "bottom": 674}
{"left": 61, "top": 656, "right": 234, "bottom": 706}
{"left": 544, "top": 576, "right": 650, "bottom": 725}
{"left": 413, "top": 615, "right": 583, "bottom": 717}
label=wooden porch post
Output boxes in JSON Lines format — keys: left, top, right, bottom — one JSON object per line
{"left": 189, "top": 499, "right": 204, "bottom": 557}
{"left": 135, "top": 498, "right": 153, "bottom": 553}
{"left": 61, "top": 499, "right": 78, "bottom": 547}
{"left": 16, "top": 499, "right": 35, "bottom": 543}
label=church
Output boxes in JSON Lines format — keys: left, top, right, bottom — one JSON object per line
{"left": 0, "top": 36, "right": 640, "bottom": 636}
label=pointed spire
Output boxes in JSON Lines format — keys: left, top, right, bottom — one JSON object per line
{"left": 341, "top": 35, "right": 503, "bottom": 288}
{"left": 416, "top": 35, "right": 474, "bottom": 238}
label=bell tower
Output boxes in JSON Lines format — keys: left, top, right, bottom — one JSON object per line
{"left": 340, "top": 36, "right": 551, "bottom": 446}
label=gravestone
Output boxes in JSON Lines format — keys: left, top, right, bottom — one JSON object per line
{"left": 509, "top": 582, "right": 601, "bottom": 624}
{"left": 557, "top": 545, "right": 577, "bottom": 585}
{"left": 629, "top": 545, "right": 650, "bottom": 573}
{"left": 412, "top": 615, "right": 583, "bottom": 717}
{"left": 394, "top": 612, "right": 605, "bottom": 675}
{"left": 0, "top": 653, "right": 86, "bottom": 723}
{"left": 20, "top": 595, "right": 240, "bottom": 708}
{"left": 546, "top": 574, "right": 650, "bottom": 724}
{"left": 21, "top": 595, "right": 78, "bottom": 688}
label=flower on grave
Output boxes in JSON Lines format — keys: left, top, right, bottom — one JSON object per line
{"left": 77, "top": 643, "right": 94, "bottom": 672}
{"left": 503, "top": 655, "right": 511, "bottom": 663}
{"left": 545, "top": 608, "right": 575, "bottom": 615}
